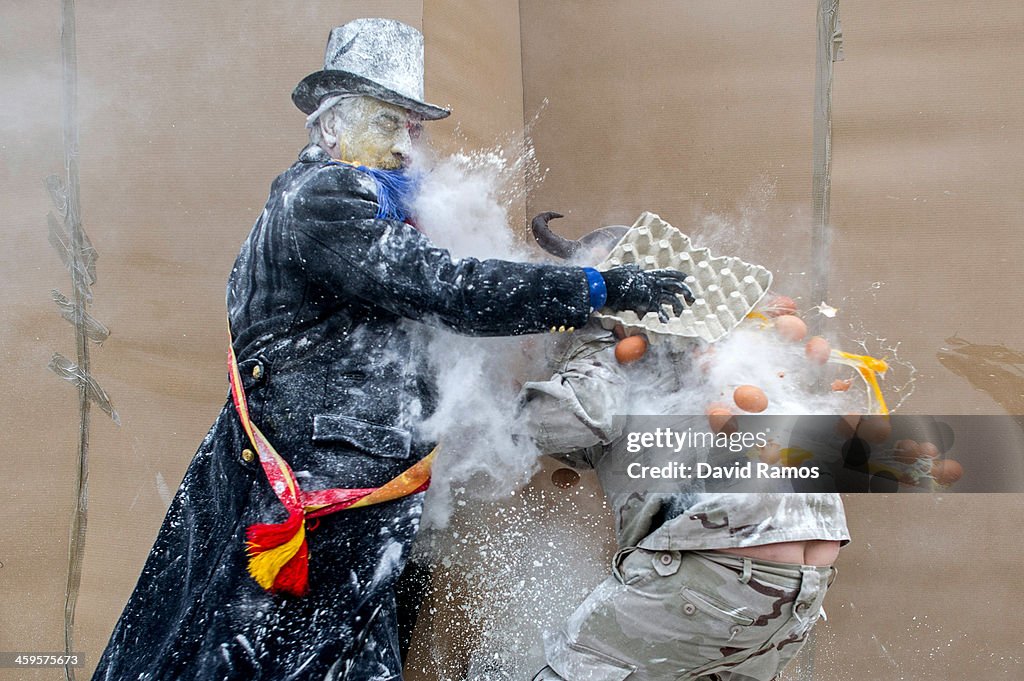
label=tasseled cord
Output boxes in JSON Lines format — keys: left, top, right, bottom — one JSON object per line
{"left": 245, "top": 510, "right": 310, "bottom": 597}
{"left": 233, "top": 162, "right": 411, "bottom": 599}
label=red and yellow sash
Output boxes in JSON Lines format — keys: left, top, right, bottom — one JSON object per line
{"left": 228, "top": 334, "right": 435, "bottom": 596}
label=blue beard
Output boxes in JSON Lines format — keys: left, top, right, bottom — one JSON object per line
{"left": 357, "top": 165, "right": 418, "bottom": 222}
{"left": 324, "top": 159, "right": 418, "bottom": 222}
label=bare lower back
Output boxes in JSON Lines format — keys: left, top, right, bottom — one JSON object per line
{"left": 715, "top": 540, "right": 841, "bottom": 566}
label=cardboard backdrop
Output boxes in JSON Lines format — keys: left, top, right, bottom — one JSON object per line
{"left": 1, "top": 1, "right": 1021, "bottom": 679}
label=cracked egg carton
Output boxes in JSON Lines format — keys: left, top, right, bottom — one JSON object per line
{"left": 595, "top": 212, "right": 773, "bottom": 344}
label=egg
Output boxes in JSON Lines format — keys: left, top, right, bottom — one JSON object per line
{"left": 773, "top": 315, "right": 807, "bottom": 341}
{"left": 893, "top": 439, "right": 921, "bottom": 463}
{"left": 757, "top": 441, "right": 783, "bottom": 464}
{"left": 931, "top": 459, "right": 964, "bottom": 486}
{"left": 733, "top": 384, "right": 768, "bottom": 413}
{"left": 764, "top": 294, "right": 798, "bottom": 317}
{"left": 918, "top": 442, "right": 940, "bottom": 459}
{"left": 831, "top": 378, "right": 853, "bottom": 391}
{"left": 805, "top": 336, "right": 831, "bottom": 364}
{"left": 615, "top": 335, "right": 648, "bottom": 364}
{"left": 693, "top": 344, "right": 716, "bottom": 375}
{"left": 836, "top": 414, "right": 861, "bottom": 438}
{"left": 551, "top": 467, "right": 581, "bottom": 489}
{"left": 857, "top": 415, "right": 892, "bottom": 444}
{"left": 704, "top": 401, "right": 732, "bottom": 415}
{"left": 707, "top": 408, "right": 737, "bottom": 435}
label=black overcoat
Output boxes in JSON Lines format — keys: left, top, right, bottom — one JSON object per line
{"left": 92, "top": 145, "right": 592, "bottom": 680}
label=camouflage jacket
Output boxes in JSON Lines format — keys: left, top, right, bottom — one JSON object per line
{"left": 518, "top": 326, "right": 850, "bottom": 550}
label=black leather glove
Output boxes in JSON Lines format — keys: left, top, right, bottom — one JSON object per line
{"left": 601, "top": 264, "right": 695, "bottom": 322}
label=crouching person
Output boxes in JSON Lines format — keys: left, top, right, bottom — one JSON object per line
{"left": 517, "top": 219, "right": 849, "bottom": 681}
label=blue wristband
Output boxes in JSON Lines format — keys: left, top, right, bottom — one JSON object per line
{"left": 582, "top": 267, "right": 608, "bottom": 311}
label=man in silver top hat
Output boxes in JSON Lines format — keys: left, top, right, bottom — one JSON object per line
{"left": 92, "top": 18, "right": 693, "bottom": 681}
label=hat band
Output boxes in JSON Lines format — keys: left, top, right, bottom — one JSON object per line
{"left": 304, "top": 93, "right": 360, "bottom": 128}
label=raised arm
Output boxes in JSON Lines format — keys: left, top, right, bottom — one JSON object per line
{"left": 517, "top": 332, "right": 630, "bottom": 460}
{"left": 287, "top": 163, "right": 692, "bottom": 335}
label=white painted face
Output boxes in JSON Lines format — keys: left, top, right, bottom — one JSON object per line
{"left": 318, "top": 96, "right": 423, "bottom": 170}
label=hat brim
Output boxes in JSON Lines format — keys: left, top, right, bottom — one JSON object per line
{"left": 292, "top": 70, "right": 450, "bottom": 120}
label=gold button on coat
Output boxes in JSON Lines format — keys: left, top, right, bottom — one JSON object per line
{"left": 241, "top": 448, "right": 255, "bottom": 462}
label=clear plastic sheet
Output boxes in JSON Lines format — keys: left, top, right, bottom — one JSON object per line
{"left": 2, "top": 2, "right": 1022, "bottom": 680}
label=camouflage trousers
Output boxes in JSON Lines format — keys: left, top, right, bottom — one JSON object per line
{"left": 534, "top": 549, "right": 835, "bottom": 681}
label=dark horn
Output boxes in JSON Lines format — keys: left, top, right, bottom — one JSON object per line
{"left": 531, "top": 211, "right": 579, "bottom": 259}
{"left": 577, "top": 225, "right": 629, "bottom": 252}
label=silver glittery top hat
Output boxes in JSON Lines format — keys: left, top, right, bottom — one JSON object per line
{"left": 292, "top": 18, "right": 450, "bottom": 120}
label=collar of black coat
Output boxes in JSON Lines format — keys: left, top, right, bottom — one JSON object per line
{"left": 299, "top": 144, "right": 332, "bottom": 163}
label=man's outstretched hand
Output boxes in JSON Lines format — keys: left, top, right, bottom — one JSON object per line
{"left": 601, "top": 264, "right": 695, "bottom": 323}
